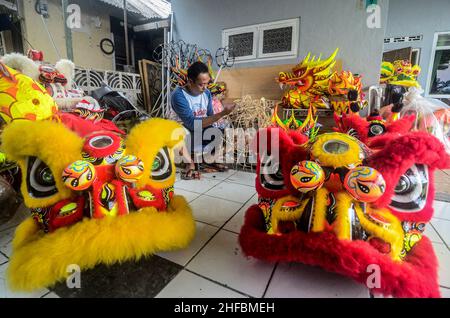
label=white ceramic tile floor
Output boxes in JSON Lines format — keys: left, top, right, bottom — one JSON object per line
{"left": 42, "top": 291, "right": 60, "bottom": 298}
{"left": 434, "top": 243, "right": 450, "bottom": 288}
{"left": 174, "top": 189, "right": 201, "bottom": 203}
{"left": 226, "top": 171, "right": 256, "bottom": 187}
{"left": 424, "top": 224, "right": 444, "bottom": 244}
{"left": 204, "top": 181, "right": 256, "bottom": 203}
{"left": 189, "top": 195, "right": 243, "bottom": 227}
{"left": 156, "top": 270, "right": 247, "bottom": 298}
{"left": 157, "top": 222, "right": 219, "bottom": 266}
{"left": 264, "top": 263, "right": 370, "bottom": 298}
{"left": 433, "top": 201, "right": 450, "bottom": 221}
{"left": 223, "top": 194, "right": 258, "bottom": 234}
{"left": 186, "top": 229, "right": 276, "bottom": 298}
{"left": 202, "top": 169, "right": 237, "bottom": 181}
{"left": 175, "top": 177, "right": 221, "bottom": 194}
{"left": 431, "top": 218, "right": 450, "bottom": 247}
{"left": 0, "top": 252, "right": 7, "bottom": 264}
{"left": 441, "top": 287, "right": 450, "bottom": 298}
{"left": 1, "top": 169, "right": 450, "bottom": 298}
{"left": 0, "top": 227, "right": 15, "bottom": 257}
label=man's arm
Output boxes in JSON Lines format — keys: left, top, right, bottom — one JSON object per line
{"left": 200, "top": 110, "right": 229, "bottom": 128}
{"left": 200, "top": 90, "right": 235, "bottom": 128}
{"left": 172, "top": 89, "right": 235, "bottom": 130}
{"left": 171, "top": 89, "right": 199, "bottom": 131}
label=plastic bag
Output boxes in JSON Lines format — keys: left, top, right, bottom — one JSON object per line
{"left": 400, "top": 87, "right": 450, "bottom": 153}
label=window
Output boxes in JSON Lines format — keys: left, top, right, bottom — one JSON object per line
{"left": 411, "top": 48, "right": 420, "bottom": 65}
{"left": 427, "top": 32, "right": 450, "bottom": 98}
{"left": 222, "top": 18, "right": 299, "bottom": 62}
{"left": 384, "top": 35, "right": 423, "bottom": 44}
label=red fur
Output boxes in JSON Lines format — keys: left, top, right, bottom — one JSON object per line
{"left": 386, "top": 114, "right": 415, "bottom": 134}
{"left": 333, "top": 113, "right": 369, "bottom": 143}
{"left": 90, "top": 179, "right": 129, "bottom": 218}
{"left": 334, "top": 113, "right": 416, "bottom": 143}
{"left": 255, "top": 128, "right": 308, "bottom": 199}
{"left": 287, "top": 130, "right": 309, "bottom": 146}
{"left": 239, "top": 205, "right": 441, "bottom": 298}
{"left": 369, "top": 131, "right": 450, "bottom": 221}
{"left": 47, "top": 196, "right": 85, "bottom": 232}
{"left": 82, "top": 131, "right": 122, "bottom": 158}
{"left": 59, "top": 113, "right": 125, "bottom": 137}
{"left": 242, "top": 128, "right": 448, "bottom": 298}
{"left": 367, "top": 134, "right": 396, "bottom": 149}
{"left": 128, "top": 185, "right": 168, "bottom": 210}
{"left": 112, "top": 180, "right": 131, "bottom": 216}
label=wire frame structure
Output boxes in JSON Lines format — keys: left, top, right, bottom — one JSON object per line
{"left": 226, "top": 96, "right": 276, "bottom": 171}
{"left": 150, "top": 40, "right": 236, "bottom": 119}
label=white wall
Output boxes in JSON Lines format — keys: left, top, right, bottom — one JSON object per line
{"left": 384, "top": 0, "right": 450, "bottom": 89}
{"left": 171, "top": 0, "right": 389, "bottom": 87}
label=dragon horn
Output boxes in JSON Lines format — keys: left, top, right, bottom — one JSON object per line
{"left": 299, "top": 105, "right": 314, "bottom": 132}
{"left": 316, "top": 48, "right": 339, "bottom": 70}
{"left": 271, "top": 103, "right": 288, "bottom": 131}
{"left": 302, "top": 52, "right": 311, "bottom": 66}
{"left": 289, "top": 109, "right": 300, "bottom": 129}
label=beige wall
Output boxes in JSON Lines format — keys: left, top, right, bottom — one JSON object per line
{"left": 21, "top": 0, "right": 114, "bottom": 70}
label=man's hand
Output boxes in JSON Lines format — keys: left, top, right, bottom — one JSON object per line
{"left": 222, "top": 102, "right": 236, "bottom": 115}
{"left": 200, "top": 102, "right": 236, "bottom": 128}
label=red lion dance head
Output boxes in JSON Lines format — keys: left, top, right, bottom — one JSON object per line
{"left": 239, "top": 127, "right": 448, "bottom": 297}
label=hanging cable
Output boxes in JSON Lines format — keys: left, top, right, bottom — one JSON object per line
{"left": 40, "top": 14, "right": 61, "bottom": 59}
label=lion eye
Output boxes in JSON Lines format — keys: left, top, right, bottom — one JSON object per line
{"left": 27, "top": 156, "right": 57, "bottom": 198}
{"left": 389, "top": 164, "right": 429, "bottom": 213}
{"left": 259, "top": 154, "right": 285, "bottom": 191}
{"left": 151, "top": 147, "right": 172, "bottom": 181}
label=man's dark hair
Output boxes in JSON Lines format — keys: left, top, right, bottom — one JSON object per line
{"left": 187, "top": 61, "right": 210, "bottom": 82}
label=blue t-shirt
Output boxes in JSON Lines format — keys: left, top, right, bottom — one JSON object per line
{"left": 171, "top": 87, "right": 213, "bottom": 132}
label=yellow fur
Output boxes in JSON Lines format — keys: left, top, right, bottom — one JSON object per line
{"left": 2, "top": 118, "right": 196, "bottom": 291}
{"left": 1, "top": 120, "right": 83, "bottom": 208}
{"left": 271, "top": 195, "right": 309, "bottom": 234}
{"left": 354, "top": 205, "right": 404, "bottom": 260}
{"left": 7, "top": 195, "right": 195, "bottom": 291}
{"left": 310, "top": 188, "right": 329, "bottom": 232}
{"left": 310, "top": 133, "right": 363, "bottom": 168}
{"left": 125, "top": 118, "right": 185, "bottom": 189}
{"left": 333, "top": 191, "right": 353, "bottom": 240}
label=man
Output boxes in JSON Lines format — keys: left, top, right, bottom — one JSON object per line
{"left": 171, "top": 61, "right": 235, "bottom": 179}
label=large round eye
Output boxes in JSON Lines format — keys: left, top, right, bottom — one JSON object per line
{"left": 151, "top": 147, "right": 172, "bottom": 181}
{"left": 368, "top": 122, "right": 386, "bottom": 137}
{"left": 27, "top": 156, "right": 57, "bottom": 198}
{"left": 259, "top": 154, "right": 285, "bottom": 191}
{"left": 116, "top": 155, "right": 144, "bottom": 183}
{"left": 290, "top": 160, "right": 324, "bottom": 193}
{"left": 323, "top": 140, "right": 349, "bottom": 154}
{"left": 390, "top": 164, "right": 428, "bottom": 212}
{"left": 347, "top": 128, "right": 360, "bottom": 139}
{"left": 344, "top": 166, "right": 385, "bottom": 202}
{"left": 62, "top": 160, "right": 96, "bottom": 191}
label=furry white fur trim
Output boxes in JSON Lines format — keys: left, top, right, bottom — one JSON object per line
{"left": 0, "top": 53, "right": 40, "bottom": 81}
{"left": 55, "top": 59, "right": 75, "bottom": 88}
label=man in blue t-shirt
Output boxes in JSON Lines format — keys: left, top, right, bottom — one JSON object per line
{"left": 171, "top": 61, "right": 235, "bottom": 179}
